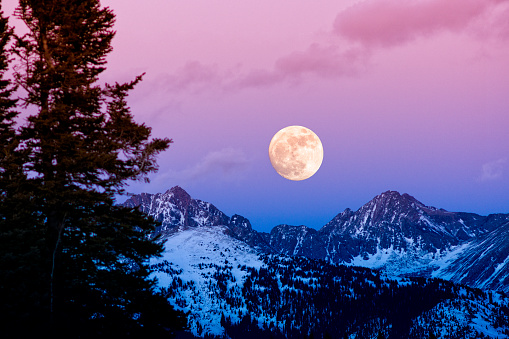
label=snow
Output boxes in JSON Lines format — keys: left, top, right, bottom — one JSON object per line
{"left": 419, "top": 215, "right": 450, "bottom": 235}
{"left": 150, "top": 226, "right": 264, "bottom": 336}
{"left": 362, "top": 207, "right": 370, "bottom": 227}
{"left": 411, "top": 295, "right": 509, "bottom": 339}
{"left": 349, "top": 245, "right": 396, "bottom": 269}
{"left": 149, "top": 226, "right": 509, "bottom": 338}
{"left": 470, "top": 310, "right": 500, "bottom": 338}
{"left": 479, "top": 252, "right": 509, "bottom": 289}
{"left": 345, "top": 240, "right": 472, "bottom": 281}
{"left": 431, "top": 242, "right": 471, "bottom": 280}
{"left": 126, "top": 187, "right": 509, "bottom": 337}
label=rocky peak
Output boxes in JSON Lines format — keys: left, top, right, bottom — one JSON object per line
{"left": 229, "top": 214, "right": 252, "bottom": 231}
{"left": 123, "top": 192, "right": 153, "bottom": 208}
{"left": 340, "top": 208, "right": 354, "bottom": 217}
{"left": 271, "top": 224, "right": 316, "bottom": 237}
{"left": 317, "top": 190, "right": 482, "bottom": 257}
{"left": 366, "top": 190, "right": 421, "bottom": 211}
{"left": 352, "top": 190, "right": 428, "bottom": 227}
{"left": 225, "top": 214, "right": 271, "bottom": 251}
{"left": 166, "top": 186, "right": 192, "bottom": 208}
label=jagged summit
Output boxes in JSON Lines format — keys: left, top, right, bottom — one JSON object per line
{"left": 168, "top": 185, "right": 185, "bottom": 193}
{"left": 365, "top": 190, "right": 439, "bottom": 211}
{"left": 123, "top": 186, "right": 228, "bottom": 233}
{"left": 167, "top": 185, "right": 190, "bottom": 198}
{"left": 122, "top": 187, "right": 272, "bottom": 250}
{"left": 229, "top": 214, "right": 253, "bottom": 231}
{"left": 124, "top": 186, "right": 509, "bottom": 292}
{"left": 322, "top": 190, "right": 448, "bottom": 236}
{"left": 134, "top": 187, "right": 509, "bottom": 337}
{"left": 376, "top": 190, "right": 404, "bottom": 198}
{"left": 165, "top": 185, "right": 193, "bottom": 209}
{"left": 362, "top": 190, "right": 427, "bottom": 214}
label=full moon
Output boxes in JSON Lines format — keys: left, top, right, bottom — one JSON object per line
{"left": 268, "top": 126, "right": 323, "bottom": 181}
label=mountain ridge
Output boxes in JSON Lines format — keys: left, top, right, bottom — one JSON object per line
{"left": 123, "top": 186, "right": 509, "bottom": 292}
{"left": 152, "top": 225, "right": 509, "bottom": 338}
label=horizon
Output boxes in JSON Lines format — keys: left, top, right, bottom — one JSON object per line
{"left": 122, "top": 185, "right": 508, "bottom": 232}
{"left": 5, "top": 0, "right": 509, "bottom": 232}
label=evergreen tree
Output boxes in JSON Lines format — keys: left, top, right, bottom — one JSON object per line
{"left": 0, "top": 4, "right": 48, "bottom": 331}
{"left": 0, "top": 0, "right": 186, "bottom": 336}
{"left": 0, "top": 8, "right": 16, "bottom": 146}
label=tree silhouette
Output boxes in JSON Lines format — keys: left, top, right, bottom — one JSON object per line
{"left": 0, "top": 0, "right": 185, "bottom": 336}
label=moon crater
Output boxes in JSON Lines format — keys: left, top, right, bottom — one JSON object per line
{"left": 268, "top": 126, "right": 323, "bottom": 181}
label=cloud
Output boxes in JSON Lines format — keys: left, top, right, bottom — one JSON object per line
{"left": 333, "top": 0, "right": 507, "bottom": 48}
{"left": 231, "top": 44, "right": 369, "bottom": 89}
{"left": 275, "top": 44, "right": 367, "bottom": 79}
{"left": 153, "top": 0, "right": 508, "bottom": 94}
{"left": 475, "top": 1, "right": 509, "bottom": 40}
{"left": 160, "top": 61, "right": 224, "bottom": 92}
{"left": 150, "top": 44, "right": 369, "bottom": 92}
{"left": 479, "top": 158, "right": 507, "bottom": 182}
{"left": 157, "top": 148, "right": 250, "bottom": 183}
{"left": 231, "top": 0, "right": 505, "bottom": 90}
{"left": 231, "top": 69, "right": 284, "bottom": 89}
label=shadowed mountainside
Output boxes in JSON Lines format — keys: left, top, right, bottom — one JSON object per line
{"left": 123, "top": 186, "right": 509, "bottom": 292}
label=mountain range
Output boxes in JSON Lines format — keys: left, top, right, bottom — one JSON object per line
{"left": 121, "top": 186, "right": 509, "bottom": 338}
{"left": 123, "top": 186, "right": 509, "bottom": 293}
{"left": 149, "top": 225, "right": 509, "bottom": 338}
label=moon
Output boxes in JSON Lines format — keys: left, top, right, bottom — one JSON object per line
{"left": 268, "top": 126, "right": 323, "bottom": 181}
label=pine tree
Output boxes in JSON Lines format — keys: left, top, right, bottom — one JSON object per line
{"left": 0, "top": 9, "right": 16, "bottom": 143}
{"left": 1, "top": 0, "right": 186, "bottom": 336}
{"left": 0, "top": 8, "right": 18, "bottom": 197}
{"left": 0, "top": 4, "right": 49, "bottom": 331}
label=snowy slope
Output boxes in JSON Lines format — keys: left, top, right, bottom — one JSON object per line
{"left": 120, "top": 186, "right": 509, "bottom": 337}
{"left": 127, "top": 186, "right": 509, "bottom": 293}
{"left": 410, "top": 290, "right": 509, "bottom": 339}
{"left": 267, "top": 191, "right": 509, "bottom": 287}
{"left": 440, "top": 221, "right": 509, "bottom": 292}
{"left": 150, "top": 226, "right": 264, "bottom": 337}
{"left": 151, "top": 226, "right": 509, "bottom": 338}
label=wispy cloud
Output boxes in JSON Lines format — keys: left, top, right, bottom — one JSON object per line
{"left": 150, "top": 0, "right": 508, "bottom": 94}
{"left": 229, "top": 0, "right": 508, "bottom": 90}
{"left": 156, "top": 148, "right": 250, "bottom": 184}
{"left": 230, "top": 44, "right": 369, "bottom": 89}
{"left": 146, "top": 44, "right": 369, "bottom": 94}
{"left": 157, "top": 61, "right": 227, "bottom": 93}
{"left": 474, "top": 1, "right": 509, "bottom": 40}
{"left": 275, "top": 44, "right": 367, "bottom": 78}
{"left": 479, "top": 158, "right": 507, "bottom": 182}
{"left": 333, "top": 0, "right": 507, "bottom": 48}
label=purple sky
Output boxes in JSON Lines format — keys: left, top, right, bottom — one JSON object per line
{"left": 5, "top": 0, "right": 509, "bottom": 231}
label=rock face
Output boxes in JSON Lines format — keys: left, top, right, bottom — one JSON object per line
{"left": 269, "top": 190, "right": 496, "bottom": 264}
{"left": 123, "top": 186, "right": 229, "bottom": 232}
{"left": 124, "top": 186, "right": 509, "bottom": 292}
{"left": 122, "top": 186, "right": 271, "bottom": 250}
{"left": 440, "top": 220, "right": 509, "bottom": 291}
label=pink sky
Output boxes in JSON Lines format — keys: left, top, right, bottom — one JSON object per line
{"left": 4, "top": 0, "right": 509, "bottom": 231}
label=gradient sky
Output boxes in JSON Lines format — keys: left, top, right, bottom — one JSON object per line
{"left": 4, "top": 0, "right": 509, "bottom": 232}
